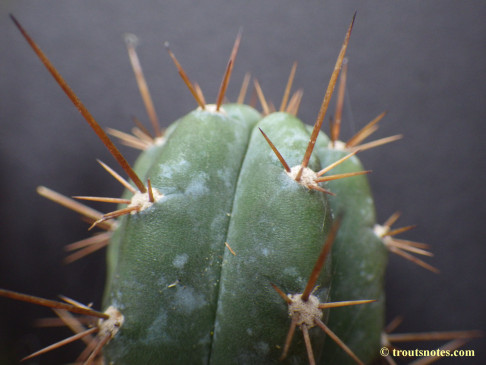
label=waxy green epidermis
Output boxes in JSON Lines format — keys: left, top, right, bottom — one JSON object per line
{"left": 210, "top": 112, "right": 331, "bottom": 364}
{"left": 103, "top": 104, "right": 261, "bottom": 363}
{"left": 102, "top": 106, "right": 384, "bottom": 364}
{"left": 312, "top": 134, "right": 387, "bottom": 365}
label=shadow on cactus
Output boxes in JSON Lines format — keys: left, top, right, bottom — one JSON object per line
{"left": 2, "top": 13, "right": 481, "bottom": 365}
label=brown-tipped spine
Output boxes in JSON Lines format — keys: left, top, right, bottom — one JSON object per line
{"left": 301, "top": 218, "right": 341, "bottom": 301}
{"left": 10, "top": 15, "right": 146, "bottom": 194}
{"left": 301, "top": 13, "right": 356, "bottom": 169}
{"left": 164, "top": 42, "right": 206, "bottom": 109}
{"left": 216, "top": 30, "right": 242, "bottom": 111}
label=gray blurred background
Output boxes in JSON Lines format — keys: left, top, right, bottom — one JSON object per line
{"left": 0, "top": 1, "right": 485, "bottom": 364}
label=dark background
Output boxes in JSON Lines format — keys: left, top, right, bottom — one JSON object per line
{"left": 0, "top": 1, "right": 484, "bottom": 364}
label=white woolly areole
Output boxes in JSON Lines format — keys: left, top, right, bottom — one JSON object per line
{"left": 373, "top": 224, "right": 387, "bottom": 238}
{"left": 374, "top": 224, "right": 394, "bottom": 249}
{"left": 129, "top": 189, "right": 163, "bottom": 213}
{"left": 153, "top": 136, "right": 166, "bottom": 146}
{"left": 197, "top": 104, "right": 227, "bottom": 115}
{"left": 288, "top": 293, "right": 323, "bottom": 328}
{"left": 98, "top": 306, "right": 124, "bottom": 341}
{"left": 287, "top": 165, "right": 319, "bottom": 190}
{"left": 328, "top": 140, "right": 347, "bottom": 151}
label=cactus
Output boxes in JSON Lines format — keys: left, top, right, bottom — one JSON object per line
{"left": 1, "top": 12, "right": 481, "bottom": 365}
